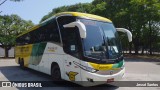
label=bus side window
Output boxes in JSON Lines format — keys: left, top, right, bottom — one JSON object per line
{"left": 16, "top": 36, "right": 23, "bottom": 45}
{"left": 62, "top": 28, "right": 79, "bottom": 55}
{"left": 24, "top": 34, "right": 30, "bottom": 44}
{"left": 16, "top": 33, "right": 30, "bottom": 45}
{"left": 45, "top": 20, "right": 61, "bottom": 43}
{"left": 29, "top": 30, "right": 39, "bottom": 43}
{"left": 57, "top": 16, "right": 80, "bottom": 58}
{"left": 25, "top": 19, "right": 61, "bottom": 44}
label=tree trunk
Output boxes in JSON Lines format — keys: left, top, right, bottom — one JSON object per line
{"left": 128, "top": 26, "right": 132, "bottom": 54}
{"left": 134, "top": 45, "right": 139, "bottom": 55}
{"left": 4, "top": 45, "right": 12, "bottom": 58}
{"left": 4, "top": 46, "right": 9, "bottom": 58}
{"left": 129, "top": 43, "right": 132, "bottom": 54}
{"left": 149, "top": 21, "right": 152, "bottom": 55}
{"left": 133, "top": 37, "right": 139, "bottom": 55}
{"left": 141, "top": 46, "right": 144, "bottom": 55}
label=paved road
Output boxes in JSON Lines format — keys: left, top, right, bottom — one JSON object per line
{"left": 0, "top": 58, "right": 160, "bottom": 90}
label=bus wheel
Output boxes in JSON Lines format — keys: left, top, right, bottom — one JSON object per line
{"left": 51, "top": 65, "right": 62, "bottom": 82}
{"left": 19, "top": 59, "right": 25, "bottom": 69}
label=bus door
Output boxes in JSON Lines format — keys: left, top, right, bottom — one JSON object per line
{"left": 57, "top": 16, "right": 82, "bottom": 81}
{"left": 63, "top": 27, "right": 82, "bottom": 81}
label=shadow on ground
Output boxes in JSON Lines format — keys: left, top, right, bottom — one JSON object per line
{"left": 156, "top": 62, "right": 160, "bottom": 65}
{"left": 0, "top": 66, "right": 119, "bottom": 90}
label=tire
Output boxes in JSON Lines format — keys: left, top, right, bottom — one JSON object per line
{"left": 19, "top": 59, "right": 25, "bottom": 69}
{"left": 51, "top": 65, "right": 62, "bottom": 82}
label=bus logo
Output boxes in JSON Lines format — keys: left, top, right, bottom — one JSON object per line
{"left": 66, "top": 71, "right": 78, "bottom": 81}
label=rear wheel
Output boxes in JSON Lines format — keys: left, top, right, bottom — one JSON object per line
{"left": 51, "top": 65, "right": 62, "bottom": 82}
{"left": 19, "top": 58, "right": 25, "bottom": 69}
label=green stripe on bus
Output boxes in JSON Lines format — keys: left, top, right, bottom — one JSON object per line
{"left": 31, "top": 43, "right": 47, "bottom": 56}
{"left": 112, "top": 60, "right": 123, "bottom": 68}
{"left": 30, "top": 42, "right": 47, "bottom": 65}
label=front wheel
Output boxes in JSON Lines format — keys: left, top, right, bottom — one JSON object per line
{"left": 51, "top": 65, "right": 62, "bottom": 82}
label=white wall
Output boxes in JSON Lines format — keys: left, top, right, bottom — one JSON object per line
{"left": 0, "top": 47, "right": 5, "bottom": 57}
{"left": 0, "top": 47, "right": 14, "bottom": 57}
{"left": 9, "top": 47, "right": 14, "bottom": 57}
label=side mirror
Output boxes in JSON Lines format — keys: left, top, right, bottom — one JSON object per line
{"left": 63, "top": 20, "right": 86, "bottom": 38}
{"left": 116, "top": 28, "right": 132, "bottom": 42}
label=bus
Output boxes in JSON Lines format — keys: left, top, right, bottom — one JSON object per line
{"left": 15, "top": 12, "right": 132, "bottom": 86}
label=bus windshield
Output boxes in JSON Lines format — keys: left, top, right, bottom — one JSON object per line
{"left": 80, "top": 19, "right": 122, "bottom": 61}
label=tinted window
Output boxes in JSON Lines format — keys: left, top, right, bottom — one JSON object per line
{"left": 16, "top": 33, "right": 30, "bottom": 45}
{"left": 57, "top": 16, "right": 81, "bottom": 57}
{"left": 80, "top": 18, "right": 122, "bottom": 60}
{"left": 80, "top": 19, "right": 105, "bottom": 59}
{"left": 16, "top": 19, "right": 60, "bottom": 45}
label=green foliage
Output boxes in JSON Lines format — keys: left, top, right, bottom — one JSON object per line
{"left": 90, "top": 0, "right": 160, "bottom": 54}
{"left": 40, "top": 0, "right": 160, "bottom": 54}
{"left": 90, "top": 2, "right": 106, "bottom": 17}
{"left": 0, "top": 14, "right": 34, "bottom": 46}
{"left": 40, "top": 3, "right": 94, "bottom": 22}
{"left": 41, "top": 0, "right": 160, "bottom": 54}
{"left": 0, "top": 14, "right": 34, "bottom": 57}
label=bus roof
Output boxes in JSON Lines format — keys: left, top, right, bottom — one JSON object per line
{"left": 55, "top": 12, "right": 112, "bottom": 22}
{"left": 17, "top": 12, "right": 112, "bottom": 38}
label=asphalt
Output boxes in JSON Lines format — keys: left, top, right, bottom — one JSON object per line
{"left": 0, "top": 58, "right": 160, "bottom": 90}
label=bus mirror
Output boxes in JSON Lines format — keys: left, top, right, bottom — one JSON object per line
{"left": 116, "top": 28, "right": 132, "bottom": 42}
{"left": 63, "top": 20, "right": 86, "bottom": 38}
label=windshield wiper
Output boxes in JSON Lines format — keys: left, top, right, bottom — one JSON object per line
{"left": 99, "top": 51, "right": 110, "bottom": 63}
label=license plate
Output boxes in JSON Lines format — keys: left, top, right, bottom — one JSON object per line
{"left": 107, "top": 78, "right": 114, "bottom": 83}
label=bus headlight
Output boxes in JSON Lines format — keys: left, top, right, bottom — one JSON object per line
{"left": 85, "top": 66, "right": 97, "bottom": 73}
{"left": 73, "top": 61, "right": 98, "bottom": 73}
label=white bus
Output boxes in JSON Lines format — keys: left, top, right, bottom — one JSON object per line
{"left": 15, "top": 12, "right": 132, "bottom": 86}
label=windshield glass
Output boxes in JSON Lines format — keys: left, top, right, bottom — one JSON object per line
{"left": 80, "top": 19, "right": 122, "bottom": 60}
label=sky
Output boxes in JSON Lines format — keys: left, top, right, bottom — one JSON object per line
{"left": 0, "top": 0, "right": 93, "bottom": 24}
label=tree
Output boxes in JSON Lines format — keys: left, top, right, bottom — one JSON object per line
{"left": 40, "top": 0, "right": 160, "bottom": 55}
{"left": 0, "top": 0, "right": 23, "bottom": 6}
{"left": 40, "top": 3, "right": 93, "bottom": 22}
{"left": 91, "top": 0, "right": 160, "bottom": 55}
{"left": 90, "top": 0, "right": 134, "bottom": 54}
{"left": 0, "top": 0, "right": 23, "bottom": 13}
{"left": 0, "top": 14, "right": 33, "bottom": 58}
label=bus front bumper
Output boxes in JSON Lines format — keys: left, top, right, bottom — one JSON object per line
{"left": 79, "top": 67, "right": 125, "bottom": 86}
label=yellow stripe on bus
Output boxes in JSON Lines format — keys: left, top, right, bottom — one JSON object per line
{"left": 15, "top": 44, "right": 33, "bottom": 67}
{"left": 89, "top": 62, "right": 113, "bottom": 71}
{"left": 55, "top": 12, "right": 112, "bottom": 22}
